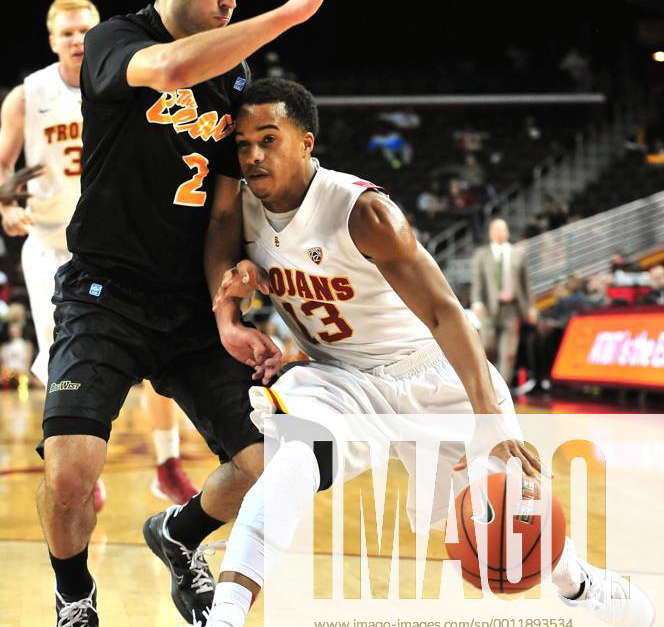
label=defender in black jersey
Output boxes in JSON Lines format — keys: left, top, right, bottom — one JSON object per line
{"left": 37, "top": 1, "right": 324, "bottom": 625}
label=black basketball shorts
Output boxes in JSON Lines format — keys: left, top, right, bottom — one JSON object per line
{"left": 39, "top": 259, "right": 263, "bottom": 462}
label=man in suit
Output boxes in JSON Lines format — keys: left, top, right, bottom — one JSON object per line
{"left": 471, "top": 218, "right": 537, "bottom": 386}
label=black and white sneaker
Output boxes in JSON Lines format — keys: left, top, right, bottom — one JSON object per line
{"left": 143, "top": 506, "right": 216, "bottom": 624}
{"left": 55, "top": 580, "right": 98, "bottom": 626}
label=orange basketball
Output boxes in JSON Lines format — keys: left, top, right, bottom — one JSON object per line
{"left": 446, "top": 473, "right": 566, "bottom": 593}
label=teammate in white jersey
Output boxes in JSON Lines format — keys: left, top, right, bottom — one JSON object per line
{"left": 204, "top": 79, "right": 654, "bottom": 627}
{"left": 0, "top": 0, "right": 198, "bottom": 507}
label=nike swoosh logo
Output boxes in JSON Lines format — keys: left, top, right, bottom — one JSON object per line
{"left": 38, "top": 108, "right": 51, "bottom": 114}
{"left": 243, "top": 240, "right": 255, "bottom": 246}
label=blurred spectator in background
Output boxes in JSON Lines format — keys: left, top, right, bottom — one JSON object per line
{"left": 416, "top": 178, "right": 447, "bottom": 218}
{"left": 367, "top": 124, "right": 413, "bottom": 169}
{"left": 0, "top": 321, "right": 33, "bottom": 388}
{"left": 453, "top": 127, "right": 489, "bottom": 153}
{"left": 447, "top": 178, "right": 482, "bottom": 241}
{"left": 559, "top": 48, "right": 593, "bottom": 92}
{"left": 638, "top": 264, "right": 664, "bottom": 305}
{"left": 471, "top": 218, "right": 536, "bottom": 386}
{"left": 586, "top": 273, "right": 611, "bottom": 308}
{"left": 457, "top": 152, "right": 486, "bottom": 188}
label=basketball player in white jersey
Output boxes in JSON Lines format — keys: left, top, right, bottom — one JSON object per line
{"left": 203, "top": 79, "right": 654, "bottom": 627}
{"left": 0, "top": 0, "right": 197, "bottom": 508}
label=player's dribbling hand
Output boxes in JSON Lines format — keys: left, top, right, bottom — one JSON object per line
{"left": 1, "top": 206, "right": 35, "bottom": 237}
{"left": 454, "top": 440, "right": 545, "bottom": 480}
{"left": 220, "top": 323, "right": 283, "bottom": 385}
{"left": 213, "top": 260, "right": 270, "bottom": 311}
{"left": 280, "top": 0, "right": 325, "bottom": 25}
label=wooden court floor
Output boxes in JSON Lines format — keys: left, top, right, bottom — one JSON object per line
{"left": 1, "top": 386, "right": 662, "bottom": 626}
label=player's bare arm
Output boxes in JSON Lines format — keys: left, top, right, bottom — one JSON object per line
{"left": 205, "top": 174, "right": 282, "bottom": 383}
{"left": 127, "top": 0, "right": 324, "bottom": 91}
{"left": 348, "top": 191, "right": 542, "bottom": 477}
{"left": 0, "top": 85, "right": 36, "bottom": 236}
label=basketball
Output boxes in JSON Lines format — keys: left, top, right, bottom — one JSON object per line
{"left": 446, "top": 473, "right": 566, "bottom": 593}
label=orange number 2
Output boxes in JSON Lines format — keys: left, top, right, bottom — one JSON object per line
{"left": 174, "top": 153, "right": 209, "bottom": 207}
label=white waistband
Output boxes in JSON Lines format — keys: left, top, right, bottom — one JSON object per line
{"left": 368, "top": 340, "right": 443, "bottom": 378}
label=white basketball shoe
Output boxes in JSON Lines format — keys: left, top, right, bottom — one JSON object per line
{"left": 555, "top": 539, "right": 655, "bottom": 627}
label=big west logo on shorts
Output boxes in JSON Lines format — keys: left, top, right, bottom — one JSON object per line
{"left": 145, "top": 89, "right": 235, "bottom": 142}
{"left": 49, "top": 380, "right": 81, "bottom": 393}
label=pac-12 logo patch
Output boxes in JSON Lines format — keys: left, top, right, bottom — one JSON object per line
{"left": 307, "top": 247, "right": 323, "bottom": 265}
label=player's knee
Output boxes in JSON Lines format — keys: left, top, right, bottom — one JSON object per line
{"left": 45, "top": 464, "right": 97, "bottom": 509}
{"left": 232, "top": 442, "right": 265, "bottom": 482}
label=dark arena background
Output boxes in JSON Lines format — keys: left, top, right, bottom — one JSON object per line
{"left": 1, "top": 1, "right": 663, "bottom": 625}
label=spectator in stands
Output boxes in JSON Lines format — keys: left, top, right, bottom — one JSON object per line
{"left": 471, "top": 218, "right": 536, "bottom": 387}
{"left": 367, "top": 125, "right": 413, "bottom": 169}
{"left": 0, "top": 321, "right": 33, "bottom": 387}
{"left": 559, "top": 48, "right": 592, "bottom": 92}
{"left": 639, "top": 264, "right": 664, "bottom": 305}
{"left": 447, "top": 178, "right": 482, "bottom": 241}
{"left": 416, "top": 178, "right": 447, "bottom": 218}
{"left": 586, "top": 274, "right": 611, "bottom": 309}
{"left": 457, "top": 152, "right": 486, "bottom": 188}
{"left": 453, "top": 127, "right": 489, "bottom": 153}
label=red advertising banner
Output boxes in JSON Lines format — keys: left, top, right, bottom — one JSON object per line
{"left": 551, "top": 308, "right": 664, "bottom": 389}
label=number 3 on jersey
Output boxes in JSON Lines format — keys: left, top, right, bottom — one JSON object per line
{"left": 283, "top": 301, "right": 353, "bottom": 344}
{"left": 174, "top": 153, "right": 209, "bottom": 207}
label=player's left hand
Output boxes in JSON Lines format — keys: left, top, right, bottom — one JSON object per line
{"left": 213, "top": 259, "right": 270, "bottom": 311}
{"left": 219, "top": 322, "right": 283, "bottom": 384}
{"left": 0, "top": 164, "right": 45, "bottom": 205}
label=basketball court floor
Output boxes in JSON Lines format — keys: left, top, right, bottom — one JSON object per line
{"left": 1, "top": 385, "right": 663, "bottom": 626}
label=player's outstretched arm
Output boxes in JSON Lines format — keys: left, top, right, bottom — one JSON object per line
{"left": 349, "top": 192, "right": 500, "bottom": 413}
{"left": 349, "top": 193, "right": 542, "bottom": 477}
{"left": 0, "top": 86, "right": 35, "bottom": 237}
{"left": 127, "top": 0, "right": 324, "bottom": 91}
{"left": 205, "top": 176, "right": 282, "bottom": 383}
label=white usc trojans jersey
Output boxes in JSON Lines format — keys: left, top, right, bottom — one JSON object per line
{"left": 242, "top": 165, "right": 434, "bottom": 370}
{"left": 23, "top": 62, "right": 83, "bottom": 250}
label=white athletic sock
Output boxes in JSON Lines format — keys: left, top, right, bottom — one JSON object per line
{"left": 220, "top": 440, "right": 321, "bottom": 589}
{"left": 152, "top": 426, "right": 179, "bottom": 465}
{"left": 210, "top": 582, "right": 253, "bottom": 627}
{"left": 552, "top": 538, "right": 585, "bottom": 599}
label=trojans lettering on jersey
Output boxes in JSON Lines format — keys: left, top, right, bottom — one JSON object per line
{"left": 242, "top": 165, "right": 433, "bottom": 370}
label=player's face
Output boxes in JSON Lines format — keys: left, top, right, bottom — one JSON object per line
{"left": 49, "top": 10, "right": 98, "bottom": 69}
{"left": 173, "top": 0, "right": 236, "bottom": 35}
{"left": 236, "top": 102, "right": 314, "bottom": 204}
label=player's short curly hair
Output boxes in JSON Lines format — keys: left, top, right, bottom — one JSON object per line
{"left": 240, "top": 78, "right": 319, "bottom": 136}
{"left": 47, "top": 0, "right": 100, "bottom": 33}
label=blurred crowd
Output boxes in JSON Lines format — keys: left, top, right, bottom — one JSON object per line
{"left": 514, "top": 261, "right": 663, "bottom": 394}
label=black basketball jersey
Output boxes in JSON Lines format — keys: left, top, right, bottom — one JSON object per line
{"left": 67, "top": 4, "right": 250, "bottom": 292}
